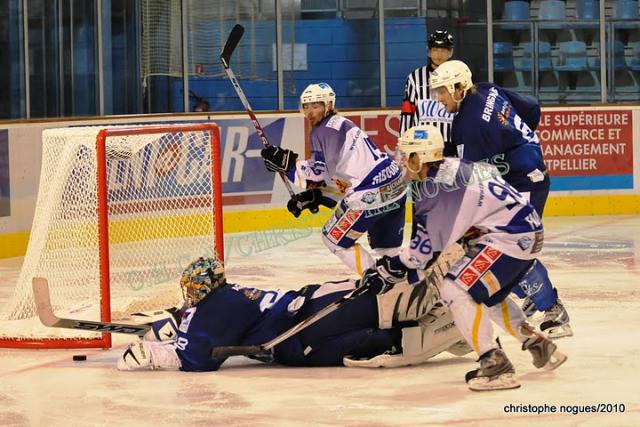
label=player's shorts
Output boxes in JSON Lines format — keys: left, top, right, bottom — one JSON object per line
{"left": 322, "top": 195, "right": 406, "bottom": 250}
{"left": 445, "top": 244, "right": 535, "bottom": 306}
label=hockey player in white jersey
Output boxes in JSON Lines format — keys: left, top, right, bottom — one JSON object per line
{"left": 359, "top": 125, "right": 567, "bottom": 391}
{"left": 260, "top": 82, "right": 406, "bottom": 274}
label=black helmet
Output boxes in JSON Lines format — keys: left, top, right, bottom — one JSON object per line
{"left": 428, "top": 30, "right": 454, "bottom": 49}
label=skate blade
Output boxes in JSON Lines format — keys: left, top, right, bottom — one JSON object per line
{"left": 468, "top": 373, "right": 521, "bottom": 391}
{"left": 543, "top": 349, "right": 567, "bottom": 371}
{"left": 544, "top": 324, "right": 573, "bottom": 340}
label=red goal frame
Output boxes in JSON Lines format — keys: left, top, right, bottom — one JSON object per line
{"left": 0, "top": 123, "right": 224, "bottom": 349}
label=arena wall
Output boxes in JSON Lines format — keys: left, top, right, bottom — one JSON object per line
{"left": 0, "top": 105, "right": 639, "bottom": 259}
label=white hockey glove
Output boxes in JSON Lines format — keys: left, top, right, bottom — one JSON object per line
{"left": 117, "top": 341, "right": 182, "bottom": 371}
{"left": 359, "top": 256, "right": 407, "bottom": 295}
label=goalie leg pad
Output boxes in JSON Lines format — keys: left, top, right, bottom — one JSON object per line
{"left": 117, "top": 341, "right": 182, "bottom": 371}
{"left": 343, "top": 301, "right": 463, "bottom": 368}
{"left": 376, "top": 279, "right": 438, "bottom": 329}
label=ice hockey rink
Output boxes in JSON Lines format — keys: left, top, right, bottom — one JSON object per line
{"left": 1, "top": 214, "right": 639, "bottom": 426}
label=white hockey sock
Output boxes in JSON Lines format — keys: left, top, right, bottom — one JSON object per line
{"left": 322, "top": 236, "right": 375, "bottom": 274}
{"left": 440, "top": 279, "right": 497, "bottom": 356}
{"left": 487, "top": 297, "right": 527, "bottom": 342}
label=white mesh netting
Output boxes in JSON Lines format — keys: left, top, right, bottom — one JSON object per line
{"left": 0, "top": 124, "right": 221, "bottom": 342}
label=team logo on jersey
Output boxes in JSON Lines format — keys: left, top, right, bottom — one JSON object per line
{"left": 483, "top": 247, "right": 502, "bottom": 261}
{"left": 345, "top": 210, "right": 362, "bottom": 222}
{"left": 517, "top": 236, "right": 533, "bottom": 251}
{"left": 328, "top": 226, "right": 346, "bottom": 243}
{"left": 470, "top": 255, "right": 492, "bottom": 275}
{"left": 518, "top": 277, "right": 543, "bottom": 297}
{"left": 459, "top": 268, "right": 479, "bottom": 288}
{"left": 361, "top": 191, "right": 377, "bottom": 204}
{"left": 243, "top": 288, "right": 263, "bottom": 301}
{"left": 337, "top": 216, "right": 353, "bottom": 231}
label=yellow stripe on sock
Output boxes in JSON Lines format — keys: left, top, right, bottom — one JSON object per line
{"left": 354, "top": 244, "right": 363, "bottom": 275}
{"left": 472, "top": 304, "right": 483, "bottom": 353}
{"left": 501, "top": 301, "right": 517, "bottom": 337}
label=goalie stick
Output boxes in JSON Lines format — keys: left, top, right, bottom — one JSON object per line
{"left": 32, "top": 277, "right": 151, "bottom": 337}
{"left": 221, "top": 24, "right": 302, "bottom": 205}
{"left": 211, "top": 285, "right": 369, "bottom": 358}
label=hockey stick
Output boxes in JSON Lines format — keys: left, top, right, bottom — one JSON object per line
{"left": 211, "top": 285, "right": 369, "bottom": 358}
{"left": 32, "top": 277, "right": 151, "bottom": 337}
{"left": 221, "top": 24, "right": 297, "bottom": 200}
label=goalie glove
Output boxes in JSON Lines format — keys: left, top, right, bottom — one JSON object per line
{"left": 287, "top": 188, "right": 321, "bottom": 217}
{"left": 261, "top": 145, "right": 298, "bottom": 173}
{"left": 117, "top": 341, "right": 182, "bottom": 371}
{"left": 359, "top": 256, "right": 407, "bottom": 295}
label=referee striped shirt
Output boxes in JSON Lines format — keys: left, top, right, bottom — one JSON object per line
{"left": 400, "top": 60, "right": 456, "bottom": 156}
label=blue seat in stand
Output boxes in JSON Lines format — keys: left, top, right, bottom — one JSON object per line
{"left": 615, "top": 0, "right": 639, "bottom": 19}
{"left": 494, "top": 42, "right": 515, "bottom": 72}
{"left": 539, "top": 0, "right": 566, "bottom": 30}
{"left": 516, "top": 42, "right": 553, "bottom": 72}
{"left": 501, "top": 1, "right": 530, "bottom": 30}
{"left": 590, "top": 41, "right": 627, "bottom": 71}
{"left": 576, "top": 0, "right": 599, "bottom": 20}
{"left": 556, "top": 41, "right": 589, "bottom": 71}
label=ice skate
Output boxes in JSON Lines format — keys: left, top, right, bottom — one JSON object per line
{"left": 521, "top": 323, "right": 567, "bottom": 370}
{"left": 540, "top": 299, "right": 573, "bottom": 339}
{"left": 465, "top": 348, "right": 520, "bottom": 391}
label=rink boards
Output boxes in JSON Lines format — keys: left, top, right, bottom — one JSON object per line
{"left": 0, "top": 105, "right": 639, "bottom": 258}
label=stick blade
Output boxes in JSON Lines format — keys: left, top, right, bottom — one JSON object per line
{"left": 32, "top": 277, "right": 59, "bottom": 327}
{"left": 220, "top": 24, "right": 245, "bottom": 67}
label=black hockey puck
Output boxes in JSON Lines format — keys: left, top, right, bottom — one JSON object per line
{"left": 73, "top": 354, "right": 87, "bottom": 361}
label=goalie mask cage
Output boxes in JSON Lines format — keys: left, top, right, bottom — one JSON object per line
{"left": 0, "top": 123, "right": 223, "bottom": 349}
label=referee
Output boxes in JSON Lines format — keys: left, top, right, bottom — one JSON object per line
{"left": 400, "top": 30, "right": 456, "bottom": 157}
{"left": 400, "top": 30, "right": 456, "bottom": 238}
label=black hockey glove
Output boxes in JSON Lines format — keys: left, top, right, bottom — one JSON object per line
{"left": 287, "top": 188, "right": 322, "bottom": 218}
{"left": 261, "top": 145, "right": 298, "bottom": 173}
{"left": 358, "top": 256, "right": 407, "bottom": 295}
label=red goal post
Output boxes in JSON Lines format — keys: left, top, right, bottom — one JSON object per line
{"left": 0, "top": 123, "right": 224, "bottom": 349}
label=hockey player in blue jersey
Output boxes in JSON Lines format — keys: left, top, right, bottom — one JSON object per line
{"left": 358, "top": 125, "right": 566, "bottom": 390}
{"left": 259, "top": 83, "right": 406, "bottom": 274}
{"left": 428, "top": 60, "right": 572, "bottom": 339}
{"left": 117, "top": 257, "right": 467, "bottom": 372}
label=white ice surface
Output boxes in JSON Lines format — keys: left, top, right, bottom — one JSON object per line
{"left": 1, "top": 215, "right": 639, "bottom": 426}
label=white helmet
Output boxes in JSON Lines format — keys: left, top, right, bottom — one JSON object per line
{"left": 397, "top": 125, "right": 444, "bottom": 166}
{"left": 429, "top": 60, "right": 473, "bottom": 96}
{"left": 300, "top": 82, "right": 336, "bottom": 109}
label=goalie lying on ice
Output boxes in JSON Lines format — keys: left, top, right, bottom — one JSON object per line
{"left": 117, "top": 257, "right": 470, "bottom": 372}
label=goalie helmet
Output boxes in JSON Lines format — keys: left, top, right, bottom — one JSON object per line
{"left": 300, "top": 82, "right": 336, "bottom": 109}
{"left": 397, "top": 125, "right": 444, "bottom": 165}
{"left": 180, "top": 257, "right": 226, "bottom": 308}
{"left": 428, "top": 30, "right": 454, "bottom": 49}
{"left": 429, "top": 60, "right": 473, "bottom": 97}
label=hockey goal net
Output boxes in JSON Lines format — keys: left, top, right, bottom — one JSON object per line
{"left": 0, "top": 123, "right": 223, "bottom": 349}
